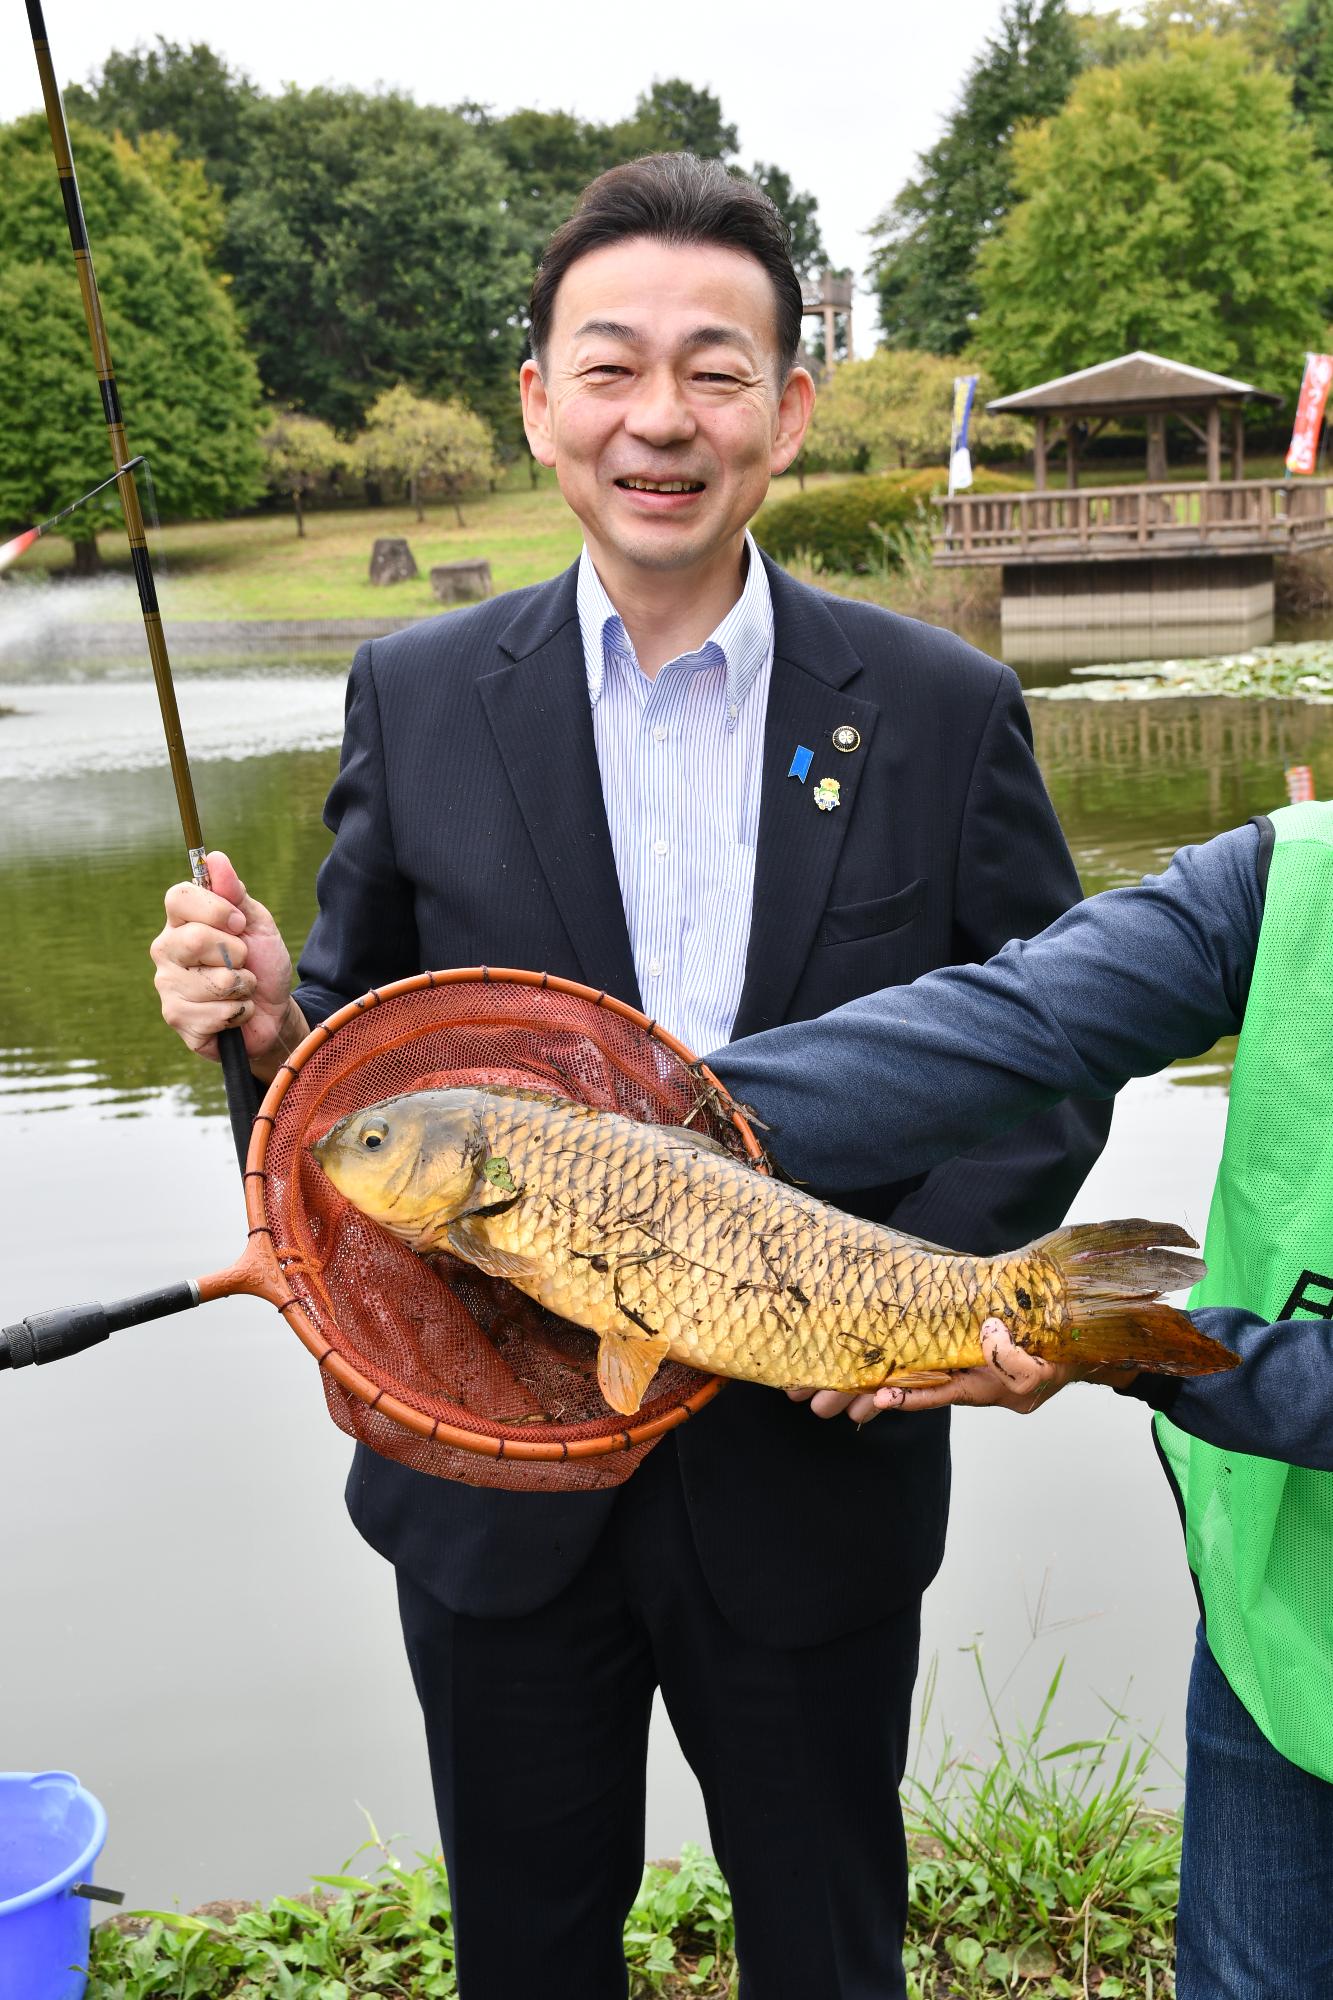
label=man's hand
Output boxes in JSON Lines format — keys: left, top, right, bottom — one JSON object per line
{"left": 150, "top": 849, "right": 306, "bottom": 1079}
{"left": 786, "top": 1386, "right": 886, "bottom": 1425}
{"left": 873, "top": 1317, "right": 1077, "bottom": 1416}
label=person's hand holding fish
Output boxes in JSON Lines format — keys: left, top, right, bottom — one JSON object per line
{"left": 311, "top": 1083, "right": 1237, "bottom": 1419}
{"left": 872, "top": 1316, "right": 1135, "bottom": 1415}
{"left": 151, "top": 849, "right": 308, "bottom": 1079}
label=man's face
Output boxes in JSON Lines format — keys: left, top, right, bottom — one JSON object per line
{"left": 520, "top": 237, "right": 813, "bottom": 575}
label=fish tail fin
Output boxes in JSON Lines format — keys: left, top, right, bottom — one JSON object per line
{"left": 1038, "top": 1219, "right": 1236, "bottom": 1377}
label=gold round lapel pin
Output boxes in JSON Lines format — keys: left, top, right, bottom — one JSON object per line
{"left": 832, "top": 725, "right": 861, "bottom": 753}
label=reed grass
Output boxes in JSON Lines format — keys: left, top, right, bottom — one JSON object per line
{"left": 87, "top": 1654, "right": 1180, "bottom": 1998}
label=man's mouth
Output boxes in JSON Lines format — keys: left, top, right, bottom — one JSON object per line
{"left": 614, "top": 477, "right": 706, "bottom": 494}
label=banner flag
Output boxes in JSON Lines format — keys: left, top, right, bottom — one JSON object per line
{"left": 949, "top": 374, "right": 979, "bottom": 493}
{"left": 1286, "top": 353, "right": 1333, "bottom": 475}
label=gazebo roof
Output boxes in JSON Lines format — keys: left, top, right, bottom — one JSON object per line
{"left": 987, "top": 350, "right": 1281, "bottom": 415}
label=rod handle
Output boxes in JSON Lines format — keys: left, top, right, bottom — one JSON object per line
{"left": 0, "top": 1283, "right": 200, "bottom": 1370}
{"left": 218, "top": 1025, "right": 261, "bottom": 1172}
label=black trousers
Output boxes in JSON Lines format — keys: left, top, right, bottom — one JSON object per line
{"left": 395, "top": 1439, "right": 921, "bottom": 2000}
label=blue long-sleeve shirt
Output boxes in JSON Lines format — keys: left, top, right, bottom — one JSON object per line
{"left": 710, "top": 818, "right": 1333, "bottom": 1474}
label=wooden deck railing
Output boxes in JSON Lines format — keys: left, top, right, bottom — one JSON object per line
{"left": 933, "top": 479, "right": 1333, "bottom": 566}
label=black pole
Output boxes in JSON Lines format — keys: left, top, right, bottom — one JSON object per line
{"left": 26, "top": 0, "right": 259, "bottom": 1171}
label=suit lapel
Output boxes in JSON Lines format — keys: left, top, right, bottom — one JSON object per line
{"left": 731, "top": 561, "right": 881, "bottom": 1039}
{"left": 478, "top": 568, "right": 642, "bottom": 1008}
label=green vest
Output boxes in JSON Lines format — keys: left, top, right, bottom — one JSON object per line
{"left": 1156, "top": 800, "right": 1333, "bottom": 1779}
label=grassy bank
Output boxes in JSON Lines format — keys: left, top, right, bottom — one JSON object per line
{"left": 89, "top": 1664, "right": 1179, "bottom": 1998}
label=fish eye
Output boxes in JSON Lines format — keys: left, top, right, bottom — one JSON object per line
{"left": 360, "top": 1118, "right": 390, "bottom": 1151}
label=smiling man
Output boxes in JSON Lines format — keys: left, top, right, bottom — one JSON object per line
{"left": 150, "top": 154, "right": 1107, "bottom": 1998}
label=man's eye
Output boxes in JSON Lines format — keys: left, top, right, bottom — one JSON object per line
{"left": 585, "top": 364, "right": 629, "bottom": 379}
{"left": 695, "top": 372, "right": 739, "bottom": 386}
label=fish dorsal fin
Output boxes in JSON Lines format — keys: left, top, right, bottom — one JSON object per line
{"left": 474, "top": 1085, "right": 596, "bottom": 1113}
{"left": 597, "top": 1326, "right": 673, "bottom": 1416}
{"left": 444, "top": 1215, "right": 539, "bottom": 1284}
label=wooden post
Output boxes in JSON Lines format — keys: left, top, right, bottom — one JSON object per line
{"left": 1033, "top": 413, "right": 1047, "bottom": 491}
{"left": 1066, "top": 421, "right": 1078, "bottom": 490}
{"left": 823, "top": 303, "right": 836, "bottom": 370}
{"left": 1232, "top": 407, "right": 1245, "bottom": 482}
{"left": 1146, "top": 413, "right": 1168, "bottom": 483}
{"left": 1206, "top": 403, "right": 1222, "bottom": 484}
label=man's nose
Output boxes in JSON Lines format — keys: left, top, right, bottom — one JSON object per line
{"left": 623, "top": 367, "right": 697, "bottom": 447}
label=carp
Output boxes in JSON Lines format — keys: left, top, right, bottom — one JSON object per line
{"left": 311, "top": 1086, "right": 1236, "bottom": 1417}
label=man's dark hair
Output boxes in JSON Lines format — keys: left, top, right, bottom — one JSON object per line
{"left": 529, "top": 153, "right": 804, "bottom": 377}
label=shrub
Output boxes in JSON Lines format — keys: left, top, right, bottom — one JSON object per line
{"left": 754, "top": 468, "right": 1023, "bottom": 573}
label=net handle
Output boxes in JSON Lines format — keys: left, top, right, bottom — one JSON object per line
{"left": 238, "top": 968, "right": 765, "bottom": 1462}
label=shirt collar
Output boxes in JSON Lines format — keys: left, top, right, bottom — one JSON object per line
{"left": 577, "top": 530, "right": 773, "bottom": 725}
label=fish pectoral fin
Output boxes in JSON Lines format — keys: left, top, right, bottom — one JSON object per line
{"left": 443, "top": 1216, "right": 539, "bottom": 1285}
{"left": 596, "top": 1326, "right": 673, "bottom": 1417}
{"left": 883, "top": 1369, "right": 953, "bottom": 1389}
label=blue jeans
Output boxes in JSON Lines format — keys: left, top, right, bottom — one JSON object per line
{"left": 1177, "top": 1623, "right": 1333, "bottom": 1997}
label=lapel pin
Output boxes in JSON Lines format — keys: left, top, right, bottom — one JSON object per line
{"left": 813, "top": 776, "right": 841, "bottom": 812}
{"left": 788, "top": 744, "right": 814, "bottom": 783}
{"left": 832, "top": 725, "right": 861, "bottom": 753}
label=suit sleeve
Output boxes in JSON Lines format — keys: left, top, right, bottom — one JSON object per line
{"left": 1124, "top": 1307, "right": 1333, "bottom": 1473}
{"left": 711, "top": 821, "right": 1264, "bottom": 1205}
{"left": 292, "top": 644, "right": 421, "bottom": 1029}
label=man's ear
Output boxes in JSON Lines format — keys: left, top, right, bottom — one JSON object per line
{"left": 520, "top": 358, "right": 557, "bottom": 469}
{"left": 771, "top": 367, "right": 816, "bottom": 477}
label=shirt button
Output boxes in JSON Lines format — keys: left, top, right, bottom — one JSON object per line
{"left": 652, "top": 838, "right": 669, "bottom": 858}
{"left": 648, "top": 957, "right": 663, "bottom": 979}
{"left": 653, "top": 725, "right": 668, "bottom": 743}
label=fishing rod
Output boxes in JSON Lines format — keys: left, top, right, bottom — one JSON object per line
{"left": 0, "top": 456, "right": 146, "bottom": 571}
{"left": 25, "top": 0, "right": 258, "bottom": 1172}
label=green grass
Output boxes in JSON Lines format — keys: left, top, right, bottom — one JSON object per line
{"left": 87, "top": 1660, "right": 1180, "bottom": 1998}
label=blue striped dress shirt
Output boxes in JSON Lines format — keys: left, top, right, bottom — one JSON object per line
{"left": 577, "top": 533, "right": 774, "bottom": 1056}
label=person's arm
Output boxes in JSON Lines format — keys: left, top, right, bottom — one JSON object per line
{"left": 292, "top": 642, "right": 421, "bottom": 1031}
{"left": 711, "top": 819, "right": 1266, "bottom": 1194}
{"left": 878, "top": 1308, "right": 1333, "bottom": 1476}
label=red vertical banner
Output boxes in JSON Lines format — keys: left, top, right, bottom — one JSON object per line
{"left": 1286, "top": 353, "right": 1333, "bottom": 474}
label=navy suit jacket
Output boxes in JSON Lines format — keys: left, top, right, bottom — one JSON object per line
{"left": 293, "top": 555, "right": 1109, "bottom": 1645}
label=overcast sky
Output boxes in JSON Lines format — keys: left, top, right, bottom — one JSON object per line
{"left": 2, "top": 1, "right": 1114, "bottom": 353}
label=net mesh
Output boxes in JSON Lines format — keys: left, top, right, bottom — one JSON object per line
{"left": 253, "top": 973, "right": 759, "bottom": 1491}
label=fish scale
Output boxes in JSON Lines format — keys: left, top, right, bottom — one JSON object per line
{"left": 312, "top": 1085, "right": 1238, "bottom": 1417}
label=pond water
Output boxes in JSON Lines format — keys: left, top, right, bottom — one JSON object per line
{"left": 4, "top": 631, "right": 1333, "bottom": 1914}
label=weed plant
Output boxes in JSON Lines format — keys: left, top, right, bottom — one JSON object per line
{"left": 88, "top": 1652, "right": 1179, "bottom": 1998}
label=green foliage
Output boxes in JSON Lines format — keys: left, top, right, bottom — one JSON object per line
{"left": 222, "top": 91, "right": 531, "bottom": 444}
{"left": 804, "top": 352, "right": 1026, "bottom": 473}
{"left": 902, "top": 1649, "right": 1180, "bottom": 1997}
{"left": 1074, "top": 0, "right": 1293, "bottom": 69}
{"left": 355, "top": 386, "right": 497, "bottom": 526}
{"left": 109, "top": 130, "right": 227, "bottom": 262}
{"left": 621, "top": 79, "right": 740, "bottom": 159}
{"left": 0, "top": 116, "right": 263, "bottom": 550}
{"left": 63, "top": 36, "right": 260, "bottom": 197}
{"left": 260, "top": 411, "right": 352, "bottom": 535}
{"left": 1287, "top": 0, "right": 1333, "bottom": 165}
{"left": 869, "top": 0, "right": 1084, "bottom": 355}
{"left": 975, "top": 34, "right": 1333, "bottom": 396}
{"left": 754, "top": 468, "right": 1024, "bottom": 572}
{"left": 744, "top": 162, "right": 826, "bottom": 280}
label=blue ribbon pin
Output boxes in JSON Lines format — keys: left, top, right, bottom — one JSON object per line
{"left": 787, "top": 745, "right": 814, "bottom": 783}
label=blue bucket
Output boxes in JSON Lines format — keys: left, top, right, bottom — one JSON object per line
{"left": 0, "top": 1772, "right": 108, "bottom": 2000}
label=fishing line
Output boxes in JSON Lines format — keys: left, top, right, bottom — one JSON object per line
{"left": 0, "top": 456, "right": 147, "bottom": 572}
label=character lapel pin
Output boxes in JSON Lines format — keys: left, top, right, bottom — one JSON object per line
{"left": 813, "top": 777, "right": 841, "bottom": 812}
{"left": 787, "top": 745, "right": 814, "bottom": 783}
{"left": 832, "top": 725, "right": 861, "bottom": 753}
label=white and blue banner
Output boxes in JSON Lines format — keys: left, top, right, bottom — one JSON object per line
{"left": 949, "top": 374, "right": 979, "bottom": 493}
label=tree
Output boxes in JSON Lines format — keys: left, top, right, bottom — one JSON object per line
{"left": 0, "top": 116, "right": 263, "bottom": 570}
{"left": 223, "top": 90, "right": 532, "bottom": 444}
{"left": 745, "top": 163, "right": 826, "bottom": 279}
{"left": 64, "top": 37, "right": 259, "bottom": 197}
{"left": 1285, "top": 0, "right": 1333, "bottom": 165}
{"left": 974, "top": 35, "right": 1333, "bottom": 395}
{"left": 803, "top": 350, "right": 1026, "bottom": 473}
{"left": 355, "top": 386, "right": 497, "bottom": 526}
{"left": 110, "top": 129, "right": 226, "bottom": 261}
{"left": 260, "top": 409, "right": 351, "bottom": 535}
{"left": 869, "top": 0, "right": 1084, "bottom": 354}
{"left": 1073, "top": 1, "right": 1291, "bottom": 67}
{"left": 618, "top": 79, "right": 739, "bottom": 158}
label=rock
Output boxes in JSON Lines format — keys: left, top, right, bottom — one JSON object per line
{"left": 369, "top": 537, "right": 418, "bottom": 585}
{"left": 430, "top": 558, "right": 493, "bottom": 605}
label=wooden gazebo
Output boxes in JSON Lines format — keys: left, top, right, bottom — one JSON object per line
{"left": 933, "top": 349, "right": 1333, "bottom": 661}
{"left": 987, "top": 349, "right": 1281, "bottom": 488}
